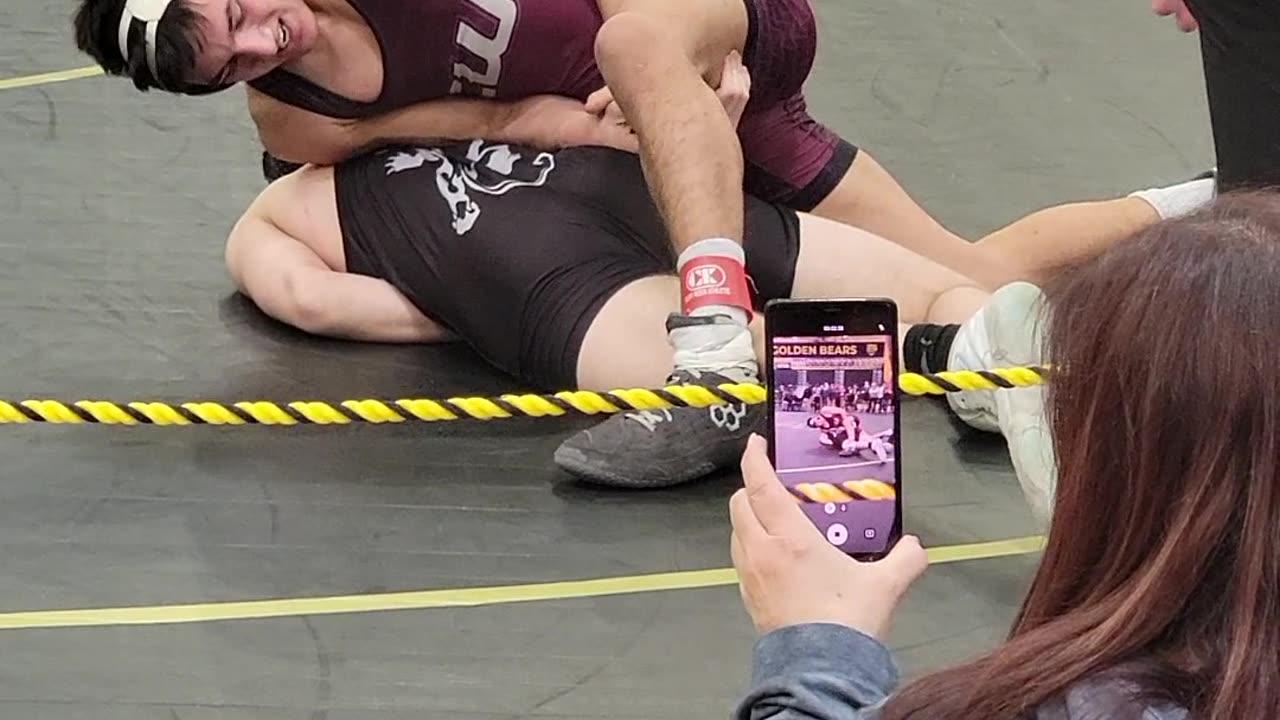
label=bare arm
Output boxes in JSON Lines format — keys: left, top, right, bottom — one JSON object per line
{"left": 248, "top": 89, "right": 638, "bottom": 166}
{"left": 225, "top": 171, "right": 451, "bottom": 344}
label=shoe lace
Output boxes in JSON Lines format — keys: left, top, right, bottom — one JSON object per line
{"left": 666, "top": 368, "right": 713, "bottom": 384}
{"left": 625, "top": 408, "right": 675, "bottom": 432}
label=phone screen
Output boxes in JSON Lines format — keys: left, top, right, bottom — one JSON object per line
{"left": 765, "top": 299, "right": 901, "bottom": 558}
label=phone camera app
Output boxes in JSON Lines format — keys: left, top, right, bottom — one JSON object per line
{"left": 826, "top": 523, "right": 849, "bottom": 546}
{"left": 772, "top": 331, "right": 897, "bottom": 555}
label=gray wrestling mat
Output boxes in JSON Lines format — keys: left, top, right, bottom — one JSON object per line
{"left": 0, "top": 0, "right": 1211, "bottom": 716}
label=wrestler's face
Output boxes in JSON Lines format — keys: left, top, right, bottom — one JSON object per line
{"left": 185, "top": 0, "right": 318, "bottom": 86}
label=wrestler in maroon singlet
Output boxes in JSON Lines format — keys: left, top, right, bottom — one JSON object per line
{"left": 249, "top": 0, "right": 857, "bottom": 210}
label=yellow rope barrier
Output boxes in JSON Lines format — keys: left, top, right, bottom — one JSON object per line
{"left": 0, "top": 365, "right": 1048, "bottom": 426}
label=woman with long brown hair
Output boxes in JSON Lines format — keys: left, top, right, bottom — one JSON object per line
{"left": 730, "top": 191, "right": 1280, "bottom": 719}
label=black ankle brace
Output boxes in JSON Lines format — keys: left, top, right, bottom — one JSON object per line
{"left": 903, "top": 324, "right": 960, "bottom": 374}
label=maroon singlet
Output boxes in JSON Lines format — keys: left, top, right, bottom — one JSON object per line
{"left": 250, "top": 0, "right": 606, "bottom": 118}
{"left": 252, "top": 0, "right": 857, "bottom": 211}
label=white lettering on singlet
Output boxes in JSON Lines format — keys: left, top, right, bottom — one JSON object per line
{"left": 450, "top": 0, "right": 518, "bottom": 98}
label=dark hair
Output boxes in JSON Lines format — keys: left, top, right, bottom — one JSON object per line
{"left": 882, "top": 190, "right": 1280, "bottom": 720}
{"left": 73, "top": 0, "right": 214, "bottom": 93}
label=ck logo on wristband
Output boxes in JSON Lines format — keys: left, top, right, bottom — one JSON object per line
{"left": 681, "top": 254, "right": 753, "bottom": 320}
{"left": 685, "top": 264, "right": 727, "bottom": 291}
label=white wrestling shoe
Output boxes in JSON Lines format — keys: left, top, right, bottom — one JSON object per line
{"left": 947, "top": 281, "right": 1057, "bottom": 524}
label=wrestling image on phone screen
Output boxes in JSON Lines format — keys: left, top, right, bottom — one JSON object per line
{"left": 770, "top": 331, "right": 898, "bottom": 555}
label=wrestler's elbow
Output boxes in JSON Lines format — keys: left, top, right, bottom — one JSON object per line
{"left": 235, "top": 261, "right": 336, "bottom": 335}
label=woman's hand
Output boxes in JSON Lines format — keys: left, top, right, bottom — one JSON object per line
{"left": 729, "top": 434, "right": 928, "bottom": 639}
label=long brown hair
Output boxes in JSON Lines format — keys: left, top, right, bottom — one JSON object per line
{"left": 883, "top": 191, "right": 1280, "bottom": 720}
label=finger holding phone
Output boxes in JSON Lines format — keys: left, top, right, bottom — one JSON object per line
{"left": 730, "top": 434, "right": 928, "bottom": 639}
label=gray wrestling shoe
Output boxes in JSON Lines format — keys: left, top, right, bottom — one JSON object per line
{"left": 554, "top": 313, "right": 762, "bottom": 488}
{"left": 947, "top": 281, "right": 1057, "bottom": 524}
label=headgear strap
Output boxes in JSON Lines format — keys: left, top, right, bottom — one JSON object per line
{"left": 117, "top": 0, "right": 175, "bottom": 89}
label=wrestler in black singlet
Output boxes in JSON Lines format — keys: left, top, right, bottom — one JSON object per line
{"left": 335, "top": 142, "right": 800, "bottom": 389}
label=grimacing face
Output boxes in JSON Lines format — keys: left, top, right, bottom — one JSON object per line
{"left": 183, "top": 0, "right": 317, "bottom": 86}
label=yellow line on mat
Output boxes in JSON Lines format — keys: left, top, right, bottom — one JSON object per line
{"left": 0, "top": 536, "right": 1043, "bottom": 631}
{"left": 0, "top": 66, "right": 104, "bottom": 92}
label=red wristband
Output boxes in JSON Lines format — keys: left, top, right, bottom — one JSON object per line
{"left": 681, "top": 254, "right": 754, "bottom": 320}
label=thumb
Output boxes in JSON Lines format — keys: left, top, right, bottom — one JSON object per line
{"left": 740, "top": 435, "right": 817, "bottom": 538}
{"left": 584, "top": 87, "right": 613, "bottom": 114}
{"left": 875, "top": 535, "right": 929, "bottom": 591}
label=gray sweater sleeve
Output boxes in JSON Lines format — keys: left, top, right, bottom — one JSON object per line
{"left": 732, "top": 624, "right": 1193, "bottom": 720}
{"left": 733, "top": 623, "right": 897, "bottom": 720}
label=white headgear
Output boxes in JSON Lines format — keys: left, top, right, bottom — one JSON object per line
{"left": 117, "top": 0, "right": 175, "bottom": 88}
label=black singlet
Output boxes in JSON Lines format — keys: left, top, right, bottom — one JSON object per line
{"left": 335, "top": 142, "right": 801, "bottom": 389}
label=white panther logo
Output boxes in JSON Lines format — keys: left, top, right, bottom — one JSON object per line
{"left": 383, "top": 140, "right": 556, "bottom": 235}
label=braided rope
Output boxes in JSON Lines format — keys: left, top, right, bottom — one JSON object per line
{"left": 0, "top": 365, "right": 1049, "bottom": 426}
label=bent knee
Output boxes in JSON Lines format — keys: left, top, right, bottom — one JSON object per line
{"left": 594, "top": 13, "right": 668, "bottom": 67}
{"left": 595, "top": 7, "right": 744, "bottom": 79}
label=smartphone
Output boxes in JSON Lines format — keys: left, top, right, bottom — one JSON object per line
{"left": 763, "top": 298, "right": 902, "bottom": 561}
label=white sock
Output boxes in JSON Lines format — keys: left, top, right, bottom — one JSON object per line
{"left": 669, "top": 320, "right": 758, "bottom": 380}
{"left": 677, "top": 238, "right": 750, "bottom": 326}
{"left": 1128, "top": 174, "right": 1217, "bottom": 220}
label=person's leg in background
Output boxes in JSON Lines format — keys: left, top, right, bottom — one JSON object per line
{"left": 1181, "top": 0, "right": 1280, "bottom": 190}
{"left": 786, "top": 213, "right": 989, "bottom": 330}
{"left": 738, "top": 96, "right": 1216, "bottom": 287}
{"left": 973, "top": 171, "right": 1218, "bottom": 281}
{"left": 735, "top": 97, "right": 1019, "bottom": 286}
